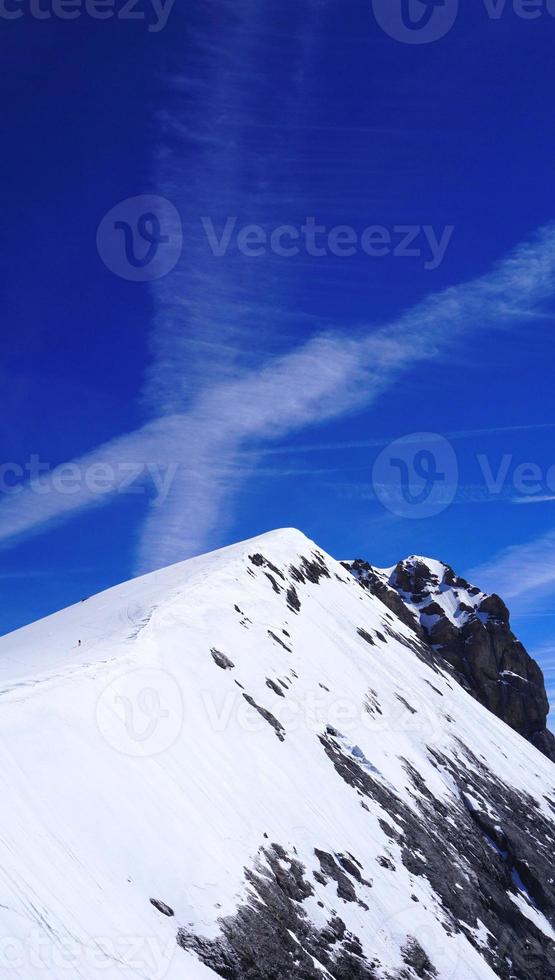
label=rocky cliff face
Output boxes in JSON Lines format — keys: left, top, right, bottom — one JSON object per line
{"left": 345, "top": 556, "right": 555, "bottom": 763}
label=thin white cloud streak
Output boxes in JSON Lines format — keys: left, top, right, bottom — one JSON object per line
{"left": 2, "top": 224, "right": 555, "bottom": 569}
{"left": 137, "top": 223, "right": 555, "bottom": 571}
{"left": 511, "top": 496, "right": 555, "bottom": 505}
{"left": 242, "top": 421, "right": 555, "bottom": 459}
{"left": 470, "top": 528, "right": 555, "bottom": 601}
{"left": 146, "top": 0, "right": 329, "bottom": 413}
{"left": 0, "top": 417, "right": 183, "bottom": 546}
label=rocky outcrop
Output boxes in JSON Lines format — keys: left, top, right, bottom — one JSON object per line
{"left": 4, "top": 527, "right": 555, "bottom": 980}
{"left": 344, "top": 559, "right": 424, "bottom": 638}
{"left": 345, "top": 556, "right": 555, "bottom": 763}
{"left": 179, "top": 731, "right": 555, "bottom": 980}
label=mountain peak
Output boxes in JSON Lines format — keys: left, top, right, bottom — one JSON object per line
{"left": 1, "top": 530, "right": 555, "bottom": 978}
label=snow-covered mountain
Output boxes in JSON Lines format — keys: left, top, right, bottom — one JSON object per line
{"left": 0, "top": 529, "right": 554, "bottom": 979}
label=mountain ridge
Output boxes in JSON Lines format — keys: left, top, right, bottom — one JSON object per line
{"left": 0, "top": 528, "right": 554, "bottom": 979}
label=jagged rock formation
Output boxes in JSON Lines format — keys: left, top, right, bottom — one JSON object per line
{"left": 0, "top": 529, "right": 554, "bottom": 979}
{"left": 345, "top": 556, "right": 555, "bottom": 762}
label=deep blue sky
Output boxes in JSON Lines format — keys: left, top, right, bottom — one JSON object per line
{"left": 2, "top": 1, "right": 555, "bottom": 716}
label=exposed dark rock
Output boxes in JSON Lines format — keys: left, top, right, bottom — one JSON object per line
{"left": 249, "top": 554, "right": 285, "bottom": 580}
{"left": 286, "top": 585, "right": 301, "bottom": 614}
{"left": 343, "top": 556, "right": 555, "bottom": 763}
{"left": 150, "top": 898, "right": 174, "bottom": 917}
{"left": 364, "top": 689, "right": 382, "bottom": 717}
{"left": 401, "top": 937, "right": 438, "bottom": 978}
{"left": 242, "top": 694, "right": 285, "bottom": 742}
{"left": 166, "top": 537, "right": 555, "bottom": 980}
{"left": 267, "top": 630, "right": 292, "bottom": 652}
{"left": 319, "top": 729, "right": 555, "bottom": 979}
{"left": 301, "top": 553, "right": 331, "bottom": 584}
{"left": 426, "top": 605, "right": 554, "bottom": 760}
{"left": 180, "top": 723, "right": 555, "bottom": 979}
{"left": 478, "top": 593, "right": 510, "bottom": 623}
{"left": 396, "top": 694, "right": 417, "bottom": 715}
{"left": 344, "top": 560, "right": 424, "bottom": 638}
{"left": 211, "top": 648, "right": 235, "bottom": 671}
{"left": 424, "top": 680, "right": 443, "bottom": 697}
{"left": 266, "top": 678, "right": 285, "bottom": 698}
{"left": 249, "top": 554, "right": 266, "bottom": 567}
{"left": 264, "top": 573, "right": 282, "bottom": 594}
{"left": 177, "top": 843, "right": 379, "bottom": 980}
{"left": 290, "top": 552, "right": 331, "bottom": 586}
{"left": 376, "top": 855, "right": 395, "bottom": 871}
{"left": 314, "top": 849, "right": 369, "bottom": 909}
{"left": 357, "top": 627, "right": 375, "bottom": 646}
{"left": 533, "top": 729, "right": 555, "bottom": 761}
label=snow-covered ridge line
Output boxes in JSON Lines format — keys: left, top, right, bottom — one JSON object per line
{"left": 0, "top": 528, "right": 553, "bottom": 979}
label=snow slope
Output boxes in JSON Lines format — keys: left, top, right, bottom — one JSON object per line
{"left": 0, "top": 529, "right": 554, "bottom": 979}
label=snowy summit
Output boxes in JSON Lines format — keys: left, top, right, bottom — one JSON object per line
{"left": 0, "top": 528, "right": 554, "bottom": 979}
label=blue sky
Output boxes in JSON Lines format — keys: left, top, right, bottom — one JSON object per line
{"left": 2, "top": 1, "right": 555, "bottom": 719}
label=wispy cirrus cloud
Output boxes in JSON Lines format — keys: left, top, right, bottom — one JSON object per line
{"left": 128, "top": 219, "right": 555, "bottom": 571}
{"left": 470, "top": 527, "right": 555, "bottom": 601}
{"left": 2, "top": 223, "right": 555, "bottom": 572}
{"left": 511, "top": 496, "right": 555, "bottom": 505}
{"left": 5, "top": 0, "right": 554, "bottom": 575}
{"left": 244, "top": 421, "right": 555, "bottom": 459}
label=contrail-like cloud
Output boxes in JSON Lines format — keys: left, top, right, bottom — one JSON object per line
{"left": 470, "top": 527, "right": 555, "bottom": 601}
{"left": 136, "top": 221, "right": 555, "bottom": 571}
{"left": 2, "top": 223, "right": 555, "bottom": 572}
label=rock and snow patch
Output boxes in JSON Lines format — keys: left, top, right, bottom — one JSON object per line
{"left": 0, "top": 528, "right": 553, "bottom": 978}
{"left": 345, "top": 554, "right": 555, "bottom": 763}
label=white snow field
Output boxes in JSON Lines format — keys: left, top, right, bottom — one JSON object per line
{"left": 0, "top": 529, "right": 553, "bottom": 979}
